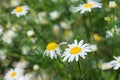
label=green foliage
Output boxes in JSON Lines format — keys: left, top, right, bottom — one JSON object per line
{"left": 0, "top": 0, "right": 120, "bottom": 80}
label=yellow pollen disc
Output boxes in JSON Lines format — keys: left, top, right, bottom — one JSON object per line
{"left": 15, "top": 6, "right": 23, "bottom": 12}
{"left": 10, "top": 72, "right": 17, "bottom": 77}
{"left": 118, "top": 60, "right": 120, "bottom": 64}
{"left": 47, "top": 42, "right": 58, "bottom": 50}
{"left": 70, "top": 46, "right": 82, "bottom": 54}
{"left": 84, "top": 3, "right": 93, "bottom": 8}
{"left": 93, "top": 34, "right": 102, "bottom": 42}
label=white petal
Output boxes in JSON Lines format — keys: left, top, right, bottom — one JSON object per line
{"left": 63, "top": 55, "right": 69, "bottom": 62}
{"left": 75, "top": 55, "right": 79, "bottom": 61}
{"left": 78, "top": 40, "right": 84, "bottom": 46}
{"left": 74, "top": 39, "right": 78, "bottom": 45}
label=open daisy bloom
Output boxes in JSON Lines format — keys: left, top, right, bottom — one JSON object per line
{"left": 44, "top": 42, "right": 64, "bottom": 59}
{"left": 62, "top": 39, "right": 92, "bottom": 62}
{"left": 4, "top": 68, "right": 24, "bottom": 80}
{"left": 101, "top": 62, "right": 112, "bottom": 70}
{"left": 11, "top": 6, "right": 29, "bottom": 17}
{"left": 75, "top": 1, "right": 102, "bottom": 14}
{"left": 110, "top": 56, "right": 120, "bottom": 70}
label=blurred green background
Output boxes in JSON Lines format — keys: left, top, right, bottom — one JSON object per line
{"left": 0, "top": 0, "right": 120, "bottom": 80}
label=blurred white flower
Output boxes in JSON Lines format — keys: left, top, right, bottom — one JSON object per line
{"left": 60, "top": 22, "right": 70, "bottom": 29}
{"left": 49, "top": 11, "right": 60, "bottom": 20}
{"left": 0, "top": 26, "right": 3, "bottom": 36}
{"left": 18, "top": 73, "right": 33, "bottom": 80}
{"left": 33, "top": 64, "right": 40, "bottom": 71}
{"left": 22, "top": 46, "right": 30, "bottom": 55}
{"left": 4, "top": 68, "right": 24, "bottom": 80}
{"left": 0, "top": 49, "right": 6, "bottom": 60}
{"left": 63, "top": 30, "right": 73, "bottom": 41}
{"left": 90, "top": 44, "right": 97, "bottom": 52}
{"left": 101, "top": 62, "right": 112, "bottom": 70}
{"left": 30, "top": 37, "right": 37, "bottom": 43}
{"left": 2, "top": 29, "right": 16, "bottom": 44}
{"left": 87, "top": 0, "right": 101, "bottom": 2}
{"left": 44, "top": 42, "right": 61, "bottom": 59}
{"left": 52, "top": 24, "right": 60, "bottom": 35}
{"left": 115, "top": 25, "right": 120, "bottom": 35}
{"left": 71, "top": 0, "right": 78, "bottom": 2}
{"left": 15, "top": 59, "right": 29, "bottom": 69}
{"left": 110, "top": 56, "right": 120, "bottom": 70}
{"left": 38, "top": 12, "right": 48, "bottom": 24}
{"left": 75, "top": 1, "right": 102, "bottom": 14}
{"left": 52, "top": 0, "right": 58, "bottom": 3}
{"left": 109, "top": 1, "right": 117, "bottom": 8}
{"left": 106, "top": 25, "right": 120, "bottom": 38}
{"left": 27, "top": 30, "right": 34, "bottom": 37}
{"left": 106, "top": 30, "right": 114, "bottom": 38}
{"left": 10, "top": 0, "right": 21, "bottom": 7}
{"left": 11, "top": 5, "right": 29, "bottom": 17}
{"left": 62, "top": 39, "right": 92, "bottom": 62}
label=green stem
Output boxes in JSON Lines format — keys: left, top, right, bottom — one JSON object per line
{"left": 88, "top": 12, "right": 94, "bottom": 43}
{"left": 113, "top": 8, "right": 117, "bottom": 55}
{"left": 83, "top": 14, "right": 91, "bottom": 42}
{"left": 116, "top": 69, "right": 120, "bottom": 80}
{"left": 57, "top": 58, "right": 74, "bottom": 79}
{"left": 77, "top": 60, "right": 84, "bottom": 80}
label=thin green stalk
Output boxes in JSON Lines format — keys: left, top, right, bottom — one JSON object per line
{"left": 83, "top": 14, "right": 91, "bottom": 42}
{"left": 113, "top": 8, "right": 117, "bottom": 55}
{"left": 77, "top": 60, "right": 84, "bottom": 80}
{"left": 57, "top": 58, "right": 74, "bottom": 79}
{"left": 116, "top": 69, "right": 120, "bottom": 80}
{"left": 88, "top": 12, "right": 94, "bottom": 42}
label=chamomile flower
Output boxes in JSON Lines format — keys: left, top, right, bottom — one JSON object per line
{"left": 62, "top": 39, "right": 92, "bottom": 62}
{"left": 44, "top": 42, "right": 61, "bottom": 59}
{"left": 75, "top": 1, "right": 102, "bottom": 14}
{"left": 101, "top": 62, "right": 112, "bottom": 70}
{"left": 109, "top": 1, "right": 117, "bottom": 8}
{"left": 11, "top": 6, "right": 29, "bottom": 17}
{"left": 15, "top": 59, "right": 29, "bottom": 69}
{"left": 18, "top": 75, "right": 30, "bottom": 80}
{"left": 110, "top": 56, "right": 120, "bottom": 70}
{"left": 4, "top": 68, "right": 24, "bottom": 80}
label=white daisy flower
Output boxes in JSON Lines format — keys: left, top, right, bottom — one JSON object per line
{"left": 18, "top": 75, "right": 30, "bottom": 80}
{"left": 10, "top": 0, "right": 21, "bottom": 7}
{"left": 101, "top": 62, "right": 112, "bottom": 70}
{"left": 44, "top": 42, "right": 61, "bottom": 59}
{"left": 0, "top": 26, "right": 3, "bottom": 36}
{"left": 27, "top": 30, "right": 34, "bottom": 37}
{"left": 22, "top": 46, "right": 30, "bottom": 55}
{"left": 75, "top": 1, "right": 102, "bottom": 14}
{"left": 15, "top": 59, "right": 29, "bottom": 69}
{"left": 44, "top": 42, "right": 66, "bottom": 59}
{"left": 90, "top": 44, "right": 97, "bottom": 52}
{"left": 11, "top": 6, "right": 29, "bottom": 17}
{"left": 4, "top": 68, "right": 24, "bottom": 80}
{"left": 62, "top": 39, "right": 92, "bottom": 62}
{"left": 110, "top": 56, "right": 120, "bottom": 70}
{"left": 2, "top": 29, "right": 17, "bottom": 44}
{"left": 49, "top": 11, "right": 60, "bottom": 20}
{"left": 109, "top": 1, "right": 117, "bottom": 8}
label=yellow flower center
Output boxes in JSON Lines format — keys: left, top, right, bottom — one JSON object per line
{"left": 118, "top": 60, "right": 120, "bottom": 64}
{"left": 10, "top": 72, "right": 17, "bottom": 77}
{"left": 47, "top": 42, "right": 58, "bottom": 50}
{"left": 70, "top": 46, "right": 82, "bottom": 54}
{"left": 84, "top": 3, "right": 94, "bottom": 8}
{"left": 103, "top": 64, "right": 109, "bottom": 69}
{"left": 15, "top": 6, "right": 23, "bottom": 12}
{"left": 93, "top": 34, "right": 102, "bottom": 42}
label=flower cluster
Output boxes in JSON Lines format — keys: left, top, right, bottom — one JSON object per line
{"left": 44, "top": 39, "right": 92, "bottom": 62}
